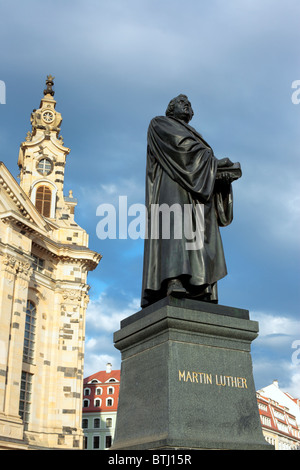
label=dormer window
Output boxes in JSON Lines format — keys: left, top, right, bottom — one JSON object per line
{"left": 37, "top": 158, "right": 52, "bottom": 176}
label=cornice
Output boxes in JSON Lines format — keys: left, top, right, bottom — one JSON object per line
{"left": 19, "top": 133, "right": 70, "bottom": 154}
{"left": 0, "top": 210, "right": 48, "bottom": 235}
{"left": 0, "top": 164, "right": 51, "bottom": 231}
{"left": 31, "top": 239, "right": 102, "bottom": 271}
{"left": 0, "top": 163, "right": 101, "bottom": 271}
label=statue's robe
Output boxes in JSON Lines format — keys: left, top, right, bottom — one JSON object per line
{"left": 141, "top": 115, "right": 233, "bottom": 308}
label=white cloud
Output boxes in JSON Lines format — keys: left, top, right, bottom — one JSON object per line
{"left": 252, "top": 310, "right": 300, "bottom": 357}
{"left": 78, "top": 177, "right": 145, "bottom": 211}
{"left": 101, "top": 184, "right": 118, "bottom": 196}
{"left": 253, "top": 357, "right": 300, "bottom": 398}
{"left": 251, "top": 310, "right": 300, "bottom": 395}
{"left": 83, "top": 293, "right": 140, "bottom": 376}
{"left": 252, "top": 311, "right": 300, "bottom": 337}
{"left": 282, "top": 367, "right": 300, "bottom": 399}
{"left": 86, "top": 293, "right": 140, "bottom": 333}
{"left": 83, "top": 350, "right": 116, "bottom": 378}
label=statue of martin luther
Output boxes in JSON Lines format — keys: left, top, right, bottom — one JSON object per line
{"left": 141, "top": 94, "right": 241, "bottom": 308}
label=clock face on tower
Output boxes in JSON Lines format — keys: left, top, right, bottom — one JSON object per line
{"left": 42, "top": 110, "right": 55, "bottom": 123}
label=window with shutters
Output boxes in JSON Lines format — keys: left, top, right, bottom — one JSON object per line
{"left": 35, "top": 185, "right": 52, "bottom": 217}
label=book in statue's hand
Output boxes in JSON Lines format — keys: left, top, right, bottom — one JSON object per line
{"left": 216, "top": 162, "right": 242, "bottom": 181}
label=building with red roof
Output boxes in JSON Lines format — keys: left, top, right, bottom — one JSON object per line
{"left": 257, "top": 380, "right": 300, "bottom": 450}
{"left": 82, "top": 363, "right": 120, "bottom": 450}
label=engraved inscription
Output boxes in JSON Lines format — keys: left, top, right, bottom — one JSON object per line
{"left": 178, "top": 370, "right": 248, "bottom": 389}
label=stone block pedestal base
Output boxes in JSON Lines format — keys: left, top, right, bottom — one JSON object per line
{"left": 112, "top": 296, "right": 273, "bottom": 450}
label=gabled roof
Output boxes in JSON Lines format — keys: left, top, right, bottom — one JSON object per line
{"left": 83, "top": 369, "right": 121, "bottom": 413}
{"left": 258, "top": 382, "right": 300, "bottom": 426}
{"left": 0, "top": 161, "right": 51, "bottom": 234}
{"left": 284, "top": 392, "right": 300, "bottom": 405}
{"left": 257, "top": 391, "right": 300, "bottom": 441}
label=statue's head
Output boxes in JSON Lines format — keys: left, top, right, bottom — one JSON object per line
{"left": 165, "top": 94, "right": 194, "bottom": 123}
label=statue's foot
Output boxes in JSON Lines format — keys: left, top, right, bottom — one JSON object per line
{"left": 167, "top": 279, "right": 187, "bottom": 297}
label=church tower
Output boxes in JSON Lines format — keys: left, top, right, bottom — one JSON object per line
{"left": 0, "top": 76, "right": 101, "bottom": 449}
{"left": 18, "top": 75, "right": 76, "bottom": 223}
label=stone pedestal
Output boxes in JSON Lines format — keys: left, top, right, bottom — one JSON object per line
{"left": 112, "top": 296, "right": 273, "bottom": 450}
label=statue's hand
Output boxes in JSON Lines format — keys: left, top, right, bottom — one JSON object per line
{"left": 215, "top": 171, "right": 232, "bottom": 183}
{"left": 217, "top": 157, "right": 233, "bottom": 168}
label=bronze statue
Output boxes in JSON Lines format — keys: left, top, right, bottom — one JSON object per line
{"left": 141, "top": 94, "right": 241, "bottom": 308}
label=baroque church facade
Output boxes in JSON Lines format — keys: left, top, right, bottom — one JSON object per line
{"left": 0, "top": 76, "right": 101, "bottom": 449}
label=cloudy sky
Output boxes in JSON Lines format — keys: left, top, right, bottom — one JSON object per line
{"left": 0, "top": 0, "right": 299, "bottom": 397}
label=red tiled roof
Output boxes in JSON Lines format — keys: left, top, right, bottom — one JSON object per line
{"left": 84, "top": 369, "right": 120, "bottom": 384}
{"left": 83, "top": 369, "right": 120, "bottom": 413}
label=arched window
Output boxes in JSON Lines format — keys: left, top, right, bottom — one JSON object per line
{"left": 106, "top": 398, "right": 113, "bottom": 407}
{"left": 23, "top": 300, "right": 36, "bottom": 364}
{"left": 35, "top": 185, "right": 52, "bottom": 217}
{"left": 31, "top": 180, "right": 57, "bottom": 218}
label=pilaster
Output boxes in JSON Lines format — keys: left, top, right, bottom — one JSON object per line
{"left": 0, "top": 254, "right": 32, "bottom": 442}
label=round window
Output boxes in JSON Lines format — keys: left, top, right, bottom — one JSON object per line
{"left": 37, "top": 158, "right": 52, "bottom": 176}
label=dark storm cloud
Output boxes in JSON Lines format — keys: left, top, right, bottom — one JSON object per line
{"left": 0, "top": 0, "right": 299, "bottom": 392}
